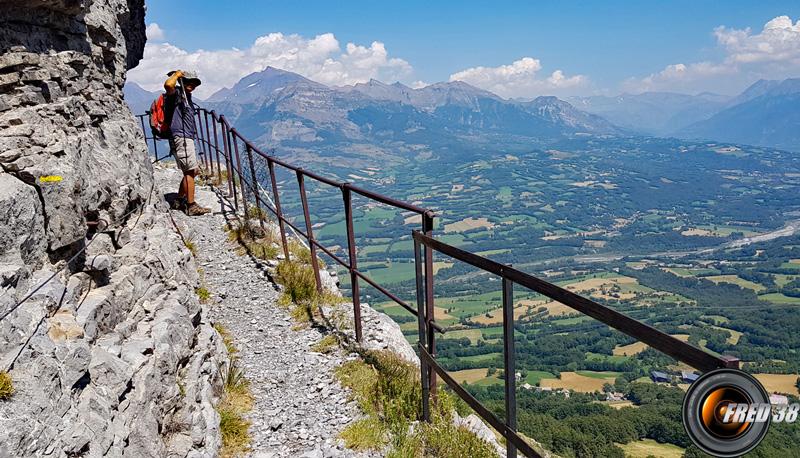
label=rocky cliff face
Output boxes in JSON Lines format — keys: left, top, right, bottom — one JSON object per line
{"left": 0, "top": 1, "right": 227, "bottom": 457}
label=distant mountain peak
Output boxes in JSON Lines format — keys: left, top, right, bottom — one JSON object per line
{"left": 206, "top": 66, "right": 324, "bottom": 103}
{"left": 202, "top": 66, "right": 619, "bottom": 144}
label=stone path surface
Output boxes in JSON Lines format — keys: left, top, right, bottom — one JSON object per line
{"left": 154, "top": 165, "right": 377, "bottom": 458}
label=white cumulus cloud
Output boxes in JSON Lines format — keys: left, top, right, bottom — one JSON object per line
{"left": 128, "top": 32, "right": 412, "bottom": 99}
{"left": 448, "top": 57, "right": 588, "bottom": 99}
{"left": 715, "top": 15, "right": 800, "bottom": 65}
{"left": 625, "top": 15, "right": 800, "bottom": 93}
{"left": 145, "top": 23, "right": 165, "bottom": 42}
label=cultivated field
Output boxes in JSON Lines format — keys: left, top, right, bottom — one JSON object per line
{"left": 443, "top": 329, "right": 483, "bottom": 344}
{"left": 613, "top": 341, "right": 649, "bottom": 356}
{"left": 619, "top": 439, "right": 684, "bottom": 458}
{"left": 450, "top": 368, "right": 491, "bottom": 384}
{"left": 539, "top": 371, "right": 617, "bottom": 393}
{"left": 613, "top": 334, "right": 690, "bottom": 356}
{"left": 432, "top": 261, "right": 453, "bottom": 274}
{"left": 444, "top": 216, "right": 495, "bottom": 233}
{"left": 603, "top": 400, "right": 635, "bottom": 410}
{"left": 705, "top": 275, "right": 766, "bottom": 292}
{"left": 754, "top": 374, "right": 800, "bottom": 395}
{"left": 711, "top": 325, "right": 743, "bottom": 344}
{"left": 471, "top": 299, "right": 549, "bottom": 325}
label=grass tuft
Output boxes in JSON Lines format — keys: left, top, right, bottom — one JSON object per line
{"left": 213, "top": 323, "right": 238, "bottom": 356}
{"left": 311, "top": 334, "right": 339, "bottom": 354}
{"left": 340, "top": 417, "right": 388, "bottom": 450}
{"left": 276, "top": 260, "right": 317, "bottom": 304}
{"left": 225, "top": 220, "right": 279, "bottom": 261}
{"left": 210, "top": 169, "right": 239, "bottom": 187}
{"left": 334, "top": 350, "right": 496, "bottom": 457}
{"left": 0, "top": 372, "right": 13, "bottom": 400}
{"left": 223, "top": 362, "right": 254, "bottom": 412}
{"left": 218, "top": 402, "right": 251, "bottom": 458}
{"left": 183, "top": 236, "right": 198, "bottom": 256}
{"left": 196, "top": 286, "right": 211, "bottom": 304}
{"left": 288, "top": 239, "right": 326, "bottom": 267}
{"left": 246, "top": 206, "right": 269, "bottom": 221}
{"left": 213, "top": 324, "right": 253, "bottom": 458}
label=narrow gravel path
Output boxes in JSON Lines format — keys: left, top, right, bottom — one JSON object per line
{"left": 154, "top": 166, "right": 373, "bottom": 458}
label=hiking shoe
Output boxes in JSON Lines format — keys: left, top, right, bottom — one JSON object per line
{"left": 187, "top": 202, "right": 211, "bottom": 216}
{"left": 171, "top": 197, "right": 187, "bottom": 211}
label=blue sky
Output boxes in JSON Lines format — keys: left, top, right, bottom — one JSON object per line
{"left": 132, "top": 1, "right": 800, "bottom": 99}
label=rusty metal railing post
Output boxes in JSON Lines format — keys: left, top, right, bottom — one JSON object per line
{"left": 268, "top": 159, "right": 291, "bottom": 262}
{"left": 227, "top": 126, "right": 240, "bottom": 211}
{"left": 414, "top": 235, "right": 431, "bottom": 422}
{"left": 422, "top": 211, "right": 437, "bottom": 401}
{"left": 245, "top": 144, "right": 266, "bottom": 232}
{"left": 231, "top": 131, "right": 249, "bottom": 217}
{"left": 342, "top": 184, "right": 363, "bottom": 342}
{"left": 220, "top": 116, "right": 235, "bottom": 203}
{"left": 139, "top": 114, "right": 150, "bottom": 159}
{"left": 502, "top": 272, "right": 518, "bottom": 458}
{"left": 192, "top": 109, "right": 204, "bottom": 172}
{"left": 211, "top": 111, "right": 222, "bottom": 187}
{"left": 722, "top": 355, "right": 741, "bottom": 369}
{"left": 197, "top": 110, "right": 209, "bottom": 173}
{"left": 204, "top": 111, "right": 215, "bottom": 178}
{"left": 152, "top": 116, "right": 159, "bottom": 161}
{"left": 296, "top": 169, "right": 323, "bottom": 293}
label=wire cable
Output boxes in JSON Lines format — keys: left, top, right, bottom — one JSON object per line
{"left": 0, "top": 187, "right": 153, "bottom": 324}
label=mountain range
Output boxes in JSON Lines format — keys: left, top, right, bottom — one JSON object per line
{"left": 567, "top": 92, "right": 730, "bottom": 135}
{"left": 570, "top": 78, "right": 800, "bottom": 151}
{"left": 200, "top": 67, "right": 618, "bottom": 157}
{"left": 123, "top": 70, "right": 800, "bottom": 154}
{"left": 123, "top": 81, "right": 161, "bottom": 118}
{"left": 676, "top": 79, "right": 800, "bottom": 152}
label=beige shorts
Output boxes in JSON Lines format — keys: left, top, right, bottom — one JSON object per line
{"left": 170, "top": 136, "right": 199, "bottom": 172}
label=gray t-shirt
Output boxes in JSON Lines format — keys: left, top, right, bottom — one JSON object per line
{"left": 165, "top": 89, "right": 197, "bottom": 139}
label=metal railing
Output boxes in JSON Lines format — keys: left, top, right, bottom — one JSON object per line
{"left": 411, "top": 231, "right": 740, "bottom": 458}
{"left": 138, "top": 108, "right": 740, "bottom": 458}
{"left": 139, "top": 107, "right": 440, "bottom": 342}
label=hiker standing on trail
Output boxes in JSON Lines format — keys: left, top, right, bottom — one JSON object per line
{"left": 164, "top": 69, "right": 211, "bottom": 216}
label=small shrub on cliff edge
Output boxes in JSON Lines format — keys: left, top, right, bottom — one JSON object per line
{"left": 183, "top": 236, "right": 198, "bottom": 256}
{"left": 311, "top": 334, "right": 339, "bottom": 354}
{"left": 195, "top": 286, "right": 211, "bottom": 304}
{"left": 225, "top": 220, "right": 279, "bottom": 261}
{"left": 276, "top": 260, "right": 317, "bottom": 305}
{"left": 335, "top": 350, "right": 496, "bottom": 457}
{"left": 246, "top": 206, "right": 269, "bottom": 221}
{"left": 0, "top": 371, "right": 14, "bottom": 400}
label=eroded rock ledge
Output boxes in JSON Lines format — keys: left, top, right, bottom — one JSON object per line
{"left": 0, "top": 1, "right": 228, "bottom": 457}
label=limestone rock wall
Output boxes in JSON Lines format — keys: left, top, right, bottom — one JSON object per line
{"left": 0, "top": 1, "right": 227, "bottom": 457}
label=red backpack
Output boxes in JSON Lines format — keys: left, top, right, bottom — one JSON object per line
{"left": 149, "top": 93, "right": 170, "bottom": 139}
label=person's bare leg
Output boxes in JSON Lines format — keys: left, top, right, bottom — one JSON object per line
{"left": 186, "top": 169, "right": 196, "bottom": 204}
{"left": 178, "top": 174, "right": 187, "bottom": 199}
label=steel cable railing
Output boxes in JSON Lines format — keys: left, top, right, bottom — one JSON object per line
{"left": 0, "top": 182, "right": 155, "bottom": 372}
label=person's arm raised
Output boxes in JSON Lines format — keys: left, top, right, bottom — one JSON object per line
{"left": 164, "top": 70, "right": 184, "bottom": 94}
